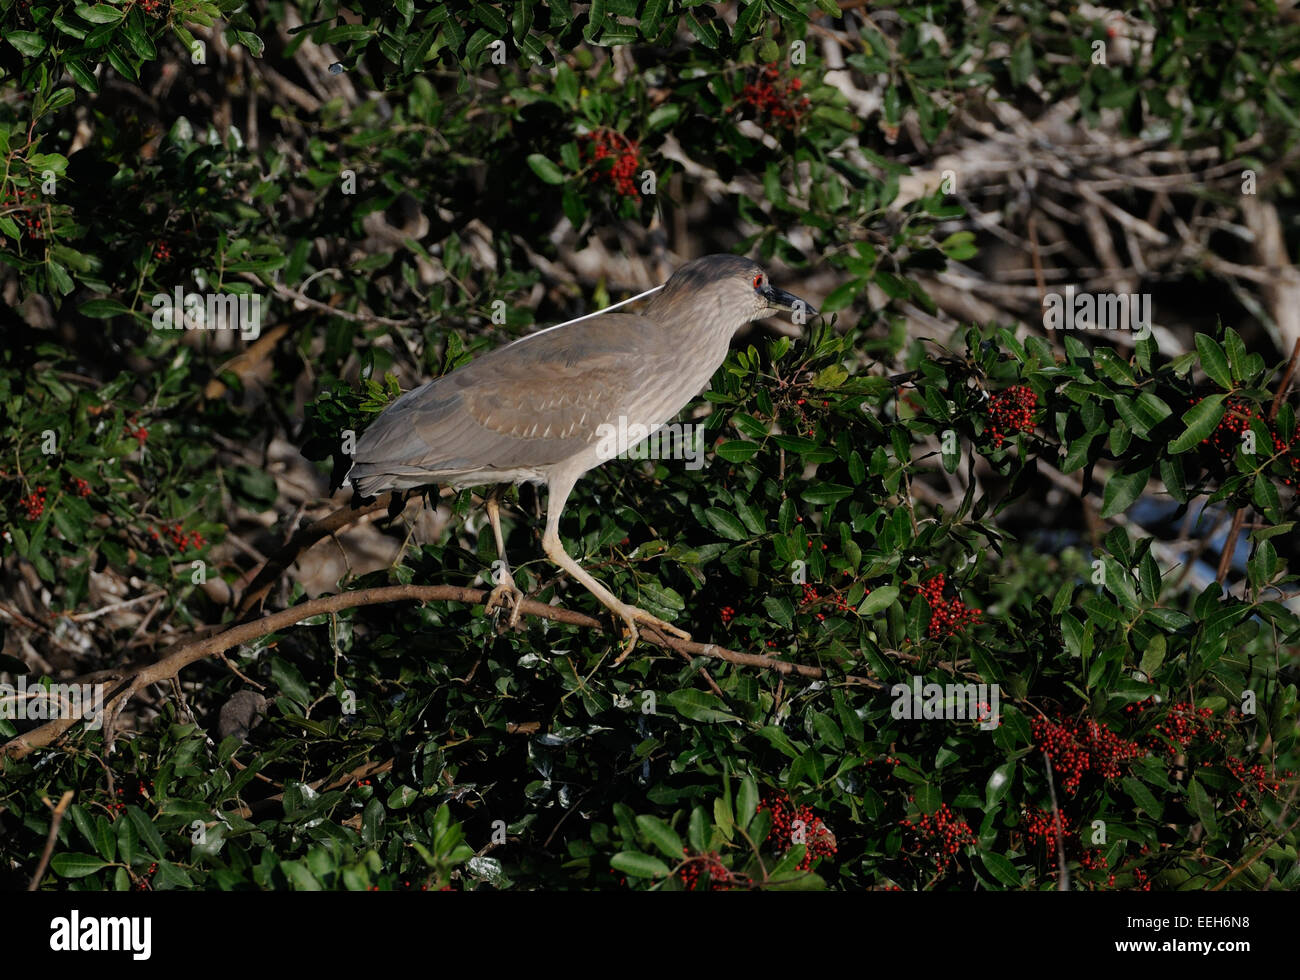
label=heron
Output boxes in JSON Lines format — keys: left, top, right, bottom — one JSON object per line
{"left": 347, "top": 253, "right": 817, "bottom": 659}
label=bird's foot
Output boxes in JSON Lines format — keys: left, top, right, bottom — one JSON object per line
{"left": 486, "top": 573, "right": 526, "bottom": 629}
{"left": 612, "top": 604, "right": 691, "bottom": 664}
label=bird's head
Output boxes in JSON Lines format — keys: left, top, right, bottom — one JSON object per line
{"left": 650, "top": 254, "right": 818, "bottom": 329}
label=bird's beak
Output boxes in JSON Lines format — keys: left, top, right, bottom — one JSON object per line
{"left": 762, "top": 283, "right": 817, "bottom": 318}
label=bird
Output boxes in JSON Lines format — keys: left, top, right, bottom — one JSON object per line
{"left": 347, "top": 253, "right": 817, "bottom": 660}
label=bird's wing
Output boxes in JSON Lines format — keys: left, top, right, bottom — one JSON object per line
{"left": 352, "top": 312, "right": 686, "bottom": 478}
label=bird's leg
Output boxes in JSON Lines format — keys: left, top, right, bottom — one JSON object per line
{"left": 483, "top": 486, "right": 525, "bottom": 627}
{"left": 542, "top": 477, "right": 690, "bottom": 663}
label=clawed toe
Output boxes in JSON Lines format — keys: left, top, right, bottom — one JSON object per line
{"left": 486, "top": 578, "right": 526, "bottom": 628}
{"left": 611, "top": 605, "right": 690, "bottom": 664}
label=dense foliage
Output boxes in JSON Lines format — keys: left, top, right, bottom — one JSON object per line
{"left": 2, "top": 1, "right": 1298, "bottom": 891}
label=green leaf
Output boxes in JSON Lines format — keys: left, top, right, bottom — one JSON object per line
{"left": 713, "top": 795, "right": 734, "bottom": 841}
{"left": 472, "top": 2, "right": 510, "bottom": 34}
{"left": 1168, "top": 395, "right": 1226, "bottom": 453}
{"left": 122, "top": 10, "right": 157, "bottom": 59}
{"left": 734, "top": 0, "right": 764, "bottom": 38}
{"left": 50, "top": 853, "right": 109, "bottom": 878}
{"left": 6, "top": 32, "right": 46, "bottom": 57}
{"left": 801, "top": 483, "right": 853, "bottom": 505}
{"left": 939, "top": 231, "right": 978, "bottom": 261}
{"left": 635, "top": 814, "right": 685, "bottom": 861}
{"left": 1194, "top": 334, "right": 1233, "bottom": 390}
{"left": 819, "top": 279, "right": 860, "bottom": 314}
{"left": 714, "top": 440, "right": 760, "bottom": 463}
{"left": 984, "top": 762, "right": 1015, "bottom": 811}
{"left": 857, "top": 585, "right": 899, "bottom": 616}
{"left": 526, "top": 153, "right": 565, "bottom": 185}
{"left": 683, "top": 10, "right": 720, "bottom": 49}
{"left": 81, "top": 5, "right": 126, "bottom": 24}
{"left": 44, "top": 88, "right": 76, "bottom": 112}
{"left": 583, "top": 0, "right": 608, "bottom": 41}
{"left": 979, "top": 850, "right": 1022, "bottom": 888}
{"left": 1100, "top": 465, "right": 1149, "bottom": 519}
{"left": 647, "top": 103, "right": 681, "bottom": 131}
{"left": 664, "top": 689, "right": 740, "bottom": 723}
{"left": 704, "top": 507, "right": 748, "bottom": 541}
{"left": 737, "top": 775, "right": 758, "bottom": 831}
{"left": 1121, "top": 776, "right": 1163, "bottom": 820}
{"left": 1252, "top": 473, "right": 1281, "bottom": 521}
{"left": 1061, "top": 612, "right": 1087, "bottom": 659}
{"left": 79, "top": 298, "right": 130, "bottom": 319}
{"left": 1188, "top": 778, "right": 1217, "bottom": 837}
{"left": 688, "top": 807, "right": 708, "bottom": 853}
{"left": 66, "top": 60, "right": 100, "bottom": 93}
{"left": 1223, "top": 328, "right": 1248, "bottom": 382}
{"left": 1138, "top": 633, "right": 1165, "bottom": 678}
{"left": 1144, "top": 608, "right": 1193, "bottom": 631}
{"left": 1009, "top": 37, "right": 1034, "bottom": 86}
{"left": 126, "top": 805, "right": 167, "bottom": 859}
{"left": 913, "top": 783, "right": 942, "bottom": 813}
{"left": 610, "top": 850, "right": 671, "bottom": 878}
{"left": 1138, "top": 552, "right": 1161, "bottom": 602}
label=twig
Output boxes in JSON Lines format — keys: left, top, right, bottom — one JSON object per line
{"left": 1042, "top": 752, "right": 1070, "bottom": 892}
{"left": 27, "top": 790, "right": 75, "bottom": 891}
{"left": 241, "top": 273, "right": 413, "bottom": 327}
{"left": 68, "top": 591, "right": 168, "bottom": 623}
{"left": 235, "top": 493, "right": 397, "bottom": 616}
{"left": 3, "top": 584, "right": 891, "bottom": 761}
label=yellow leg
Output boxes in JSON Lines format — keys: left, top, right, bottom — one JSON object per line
{"left": 484, "top": 487, "right": 525, "bottom": 627}
{"left": 541, "top": 475, "right": 690, "bottom": 663}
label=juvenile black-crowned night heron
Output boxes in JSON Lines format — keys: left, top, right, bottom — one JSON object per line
{"left": 347, "top": 254, "right": 816, "bottom": 659}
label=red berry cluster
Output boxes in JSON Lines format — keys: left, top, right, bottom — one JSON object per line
{"left": 1104, "top": 863, "right": 1152, "bottom": 890}
{"left": 757, "top": 792, "right": 838, "bottom": 871}
{"left": 1225, "top": 756, "right": 1285, "bottom": 810}
{"left": 1079, "top": 849, "right": 1108, "bottom": 871}
{"left": 2, "top": 187, "right": 44, "bottom": 239}
{"left": 71, "top": 477, "right": 92, "bottom": 497}
{"left": 789, "top": 398, "right": 829, "bottom": 437}
{"left": 1196, "top": 397, "right": 1300, "bottom": 484}
{"left": 915, "top": 573, "right": 981, "bottom": 639}
{"left": 132, "top": 862, "right": 160, "bottom": 891}
{"left": 123, "top": 419, "right": 149, "bottom": 445}
{"left": 740, "top": 63, "right": 810, "bottom": 129}
{"left": 150, "top": 523, "right": 206, "bottom": 552}
{"left": 1031, "top": 714, "right": 1147, "bottom": 794}
{"left": 899, "top": 803, "right": 975, "bottom": 872}
{"left": 1146, "top": 701, "right": 1220, "bottom": 755}
{"left": 1022, "top": 806, "right": 1073, "bottom": 851}
{"left": 583, "top": 129, "right": 641, "bottom": 197}
{"left": 1272, "top": 428, "right": 1300, "bottom": 484}
{"left": 109, "top": 779, "right": 152, "bottom": 818}
{"left": 985, "top": 385, "right": 1037, "bottom": 448}
{"left": 799, "top": 583, "right": 852, "bottom": 622}
{"left": 18, "top": 485, "right": 47, "bottom": 520}
{"left": 1201, "top": 397, "right": 1259, "bottom": 461}
{"left": 139, "top": 0, "right": 166, "bottom": 15}
{"left": 153, "top": 238, "right": 173, "bottom": 262}
{"left": 677, "top": 848, "right": 745, "bottom": 891}
{"left": 720, "top": 605, "right": 736, "bottom": 625}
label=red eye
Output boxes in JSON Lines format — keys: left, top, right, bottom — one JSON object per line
{"left": 752, "top": 274, "right": 763, "bottom": 289}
